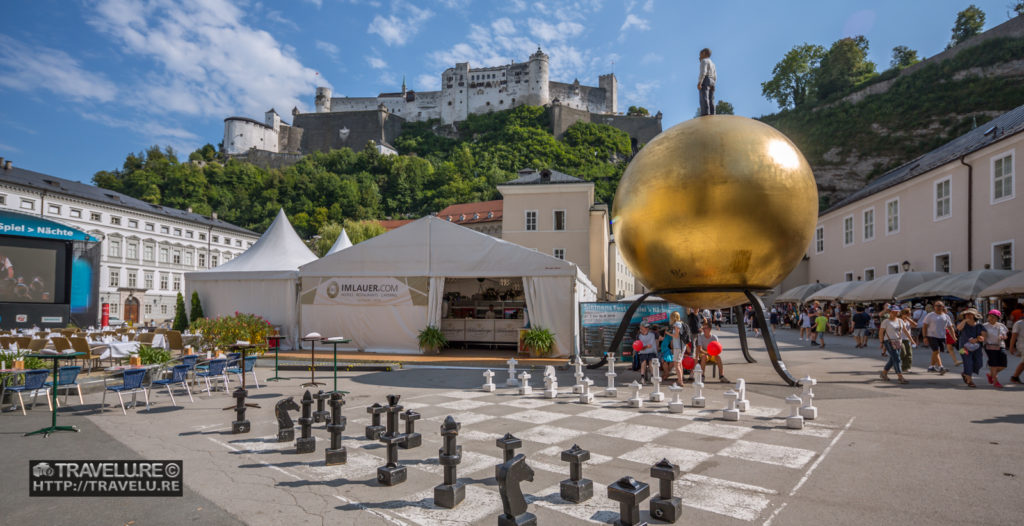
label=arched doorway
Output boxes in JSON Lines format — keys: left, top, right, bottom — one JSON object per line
{"left": 124, "top": 296, "right": 140, "bottom": 324}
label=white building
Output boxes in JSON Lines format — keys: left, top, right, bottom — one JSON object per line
{"left": 0, "top": 163, "right": 260, "bottom": 325}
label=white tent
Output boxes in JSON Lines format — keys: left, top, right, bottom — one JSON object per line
{"left": 298, "top": 216, "right": 597, "bottom": 356}
{"left": 326, "top": 228, "right": 352, "bottom": 255}
{"left": 185, "top": 209, "right": 317, "bottom": 348}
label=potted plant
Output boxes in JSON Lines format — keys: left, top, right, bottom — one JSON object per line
{"left": 521, "top": 327, "right": 556, "bottom": 357}
{"left": 417, "top": 326, "right": 448, "bottom": 355}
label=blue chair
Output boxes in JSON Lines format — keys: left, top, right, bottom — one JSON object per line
{"left": 102, "top": 368, "right": 150, "bottom": 415}
{"left": 226, "top": 356, "right": 260, "bottom": 389}
{"left": 44, "top": 365, "right": 83, "bottom": 407}
{"left": 151, "top": 364, "right": 193, "bottom": 406}
{"left": 196, "top": 359, "right": 228, "bottom": 396}
{"left": 224, "top": 352, "right": 241, "bottom": 369}
{"left": 1, "top": 369, "right": 52, "bottom": 415}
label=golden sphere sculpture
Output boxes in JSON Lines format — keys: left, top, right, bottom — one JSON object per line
{"left": 612, "top": 115, "right": 818, "bottom": 309}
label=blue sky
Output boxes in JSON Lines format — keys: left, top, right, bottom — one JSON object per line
{"left": 1, "top": 0, "right": 1018, "bottom": 183}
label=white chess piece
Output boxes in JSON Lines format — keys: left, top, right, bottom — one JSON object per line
{"left": 668, "top": 384, "right": 684, "bottom": 413}
{"left": 723, "top": 390, "right": 739, "bottom": 421}
{"left": 578, "top": 377, "right": 595, "bottom": 404}
{"left": 786, "top": 394, "right": 805, "bottom": 429}
{"left": 506, "top": 358, "right": 520, "bottom": 387}
{"left": 543, "top": 374, "right": 558, "bottom": 399}
{"left": 628, "top": 380, "right": 644, "bottom": 408}
{"left": 482, "top": 369, "right": 496, "bottom": 392}
{"left": 604, "top": 357, "right": 618, "bottom": 398}
{"left": 799, "top": 376, "right": 817, "bottom": 420}
{"left": 691, "top": 366, "right": 706, "bottom": 408}
{"left": 649, "top": 358, "right": 664, "bottom": 402}
{"left": 518, "top": 371, "right": 532, "bottom": 395}
{"left": 572, "top": 360, "right": 585, "bottom": 394}
{"left": 734, "top": 378, "right": 749, "bottom": 412}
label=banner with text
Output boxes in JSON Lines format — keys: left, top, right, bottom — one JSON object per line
{"left": 302, "top": 277, "right": 428, "bottom": 307}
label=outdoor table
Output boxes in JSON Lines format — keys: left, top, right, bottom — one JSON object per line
{"left": 266, "top": 336, "right": 287, "bottom": 382}
{"left": 25, "top": 352, "right": 84, "bottom": 437}
{"left": 321, "top": 336, "right": 351, "bottom": 394}
{"left": 225, "top": 343, "right": 261, "bottom": 410}
{"left": 300, "top": 336, "right": 325, "bottom": 388}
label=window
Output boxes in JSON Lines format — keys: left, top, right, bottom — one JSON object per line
{"left": 161, "top": 304, "right": 168, "bottom": 315}
{"left": 127, "top": 271, "right": 137, "bottom": 288}
{"left": 128, "top": 219, "right": 138, "bottom": 229}
{"left": 887, "top": 264, "right": 899, "bottom": 275}
{"left": 90, "top": 212, "right": 101, "bottom": 221}
{"left": 159, "top": 247, "right": 169, "bottom": 263}
{"left": 554, "top": 210, "right": 566, "bottom": 231}
{"left": 20, "top": 198, "right": 34, "bottom": 210}
{"left": 235, "top": 239, "right": 242, "bottom": 247}
{"left": 110, "top": 303, "right": 119, "bottom": 315}
{"left": 934, "top": 177, "right": 951, "bottom": 219}
{"left": 184, "top": 252, "right": 193, "bottom": 266}
{"left": 173, "top": 228, "right": 182, "bottom": 237}
{"left": 935, "top": 253, "right": 950, "bottom": 273}
{"left": 145, "top": 223, "right": 154, "bottom": 232}
{"left": 126, "top": 243, "right": 138, "bottom": 260}
{"left": 864, "top": 268, "right": 875, "bottom": 281}
{"left": 109, "top": 269, "right": 120, "bottom": 287}
{"left": 814, "top": 226, "right": 824, "bottom": 254}
{"left": 172, "top": 250, "right": 181, "bottom": 264}
{"left": 525, "top": 211, "right": 537, "bottom": 231}
{"left": 108, "top": 239, "right": 121, "bottom": 257}
{"left": 992, "top": 152, "right": 1015, "bottom": 202}
{"left": 862, "top": 209, "right": 874, "bottom": 241}
{"left": 110, "top": 216, "right": 121, "bottom": 226}
{"left": 993, "top": 241, "right": 1013, "bottom": 270}
{"left": 143, "top": 244, "right": 154, "bottom": 261}
{"left": 199, "top": 233, "right": 206, "bottom": 241}
{"left": 224, "top": 237, "right": 231, "bottom": 246}
{"left": 0, "top": 194, "right": 5, "bottom": 205}
{"left": 144, "top": 304, "right": 152, "bottom": 315}
{"left": 198, "top": 253, "right": 206, "bottom": 268}
{"left": 70, "top": 208, "right": 81, "bottom": 219}
{"left": 144, "top": 271, "right": 153, "bottom": 289}
{"left": 212, "top": 235, "right": 219, "bottom": 243}
{"left": 160, "top": 273, "right": 168, "bottom": 290}
{"left": 186, "top": 230, "right": 193, "bottom": 239}
{"left": 172, "top": 275, "right": 181, "bottom": 291}
{"left": 885, "top": 198, "right": 899, "bottom": 234}
{"left": 160, "top": 225, "right": 169, "bottom": 234}
{"left": 47, "top": 204, "right": 60, "bottom": 215}
{"left": 211, "top": 255, "right": 219, "bottom": 267}
{"left": 843, "top": 215, "right": 854, "bottom": 246}
{"left": 554, "top": 248, "right": 565, "bottom": 260}
{"left": 844, "top": 272, "right": 854, "bottom": 282}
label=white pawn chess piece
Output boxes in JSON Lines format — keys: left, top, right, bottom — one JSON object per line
{"left": 604, "top": 357, "right": 618, "bottom": 398}
{"left": 506, "top": 358, "right": 520, "bottom": 387}
{"left": 734, "top": 378, "right": 750, "bottom": 412}
{"left": 786, "top": 394, "right": 805, "bottom": 429}
{"left": 572, "top": 360, "right": 585, "bottom": 394}
{"left": 629, "top": 380, "right": 644, "bottom": 408}
{"left": 649, "top": 358, "right": 665, "bottom": 402}
{"left": 691, "top": 366, "right": 706, "bottom": 408}
{"left": 799, "top": 376, "right": 818, "bottom": 420}
{"left": 723, "top": 389, "right": 739, "bottom": 421}
{"left": 668, "top": 384, "right": 685, "bottom": 413}
{"left": 482, "top": 369, "right": 496, "bottom": 392}
{"left": 578, "top": 377, "right": 595, "bottom": 404}
{"left": 518, "top": 371, "right": 532, "bottom": 395}
{"left": 543, "top": 374, "right": 558, "bottom": 399}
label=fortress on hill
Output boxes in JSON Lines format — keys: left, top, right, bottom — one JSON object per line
{"left": 223, "top": 48, "right": 662, "bottom": 167}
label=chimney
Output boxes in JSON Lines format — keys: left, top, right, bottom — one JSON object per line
{"left": 540, "top": 168, "right": 551, "bottom": 181}
{"left": 187, "top": 207, "right": 193, "bottom": 213}
{"left": 211, "top": 212, "right": 218, "bottom": 220}
{"left": 0, "top": 157, "right": 5, "bottom": 167}
{"left": 3, "top": 160, "right": 10, "bottom": 170}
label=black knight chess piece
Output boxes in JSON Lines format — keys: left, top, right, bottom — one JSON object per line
{"left": 497, "top": 453, "right": 536, "bottom": 526}
{"left": 399, "top": 409, "right": 421, "bottom": 449}
{"left": 325, "top": 392, "right": 347, "bottom": 465}
{"left": 275, "top": 397, "right": 299, "bottom": 442}
{"left": 433, "top": 416, "right": 464, "bottom": 509}
{"left": 230, "top": 387, "right": 250, "bottom": 434}
{"left": 313, "top": 390, "right": 331, "bottom": 425}
{"left": 296, "top": 390, "right": 316, "bottom": 454}
{"left": 559, "top": 444, "right": 593, "bottom": 503}
{"left": 376, "top": 394, "right": 407, "bottom": 486}
{"left": 365, "top": 402, "right": 386, "bottom": 440}
{"left": 495, "top": 433, "right": 523, "bottom": 478}
{"left": 607, "top": 476, "right": 651, "bottom": 526}
{"left": 649, "top": 459, "right": 682, "bottom": 523}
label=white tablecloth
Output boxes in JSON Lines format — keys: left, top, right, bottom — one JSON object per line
{"left": 98, "top": 341, "right": 141, "bottom": 360}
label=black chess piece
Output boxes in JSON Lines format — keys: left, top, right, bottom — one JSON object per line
{"left": 376, "top": 394, "right": 407, "bottom": 486}
{"left": 399, "top": 409, "right": 421, "bottom": 449}
{"left": 495, "top": 433, "right": 523, "bottom": 478}
{"left": 275, "top": 397, "right": 299, "bottom": 442}
{"left": 325, "top": 392, "right": 347, "bottom": 466}
{"left": 313, "top": 390, "right": 331, "bottom": 425}
{"left": 497, "top": 453, "right": 536, "bottom": 526}
{"left": 230, "top": 387, "right": 250, "bottom": 434}
{"left": 365, "top": 403, "right": 386, "bottom": 440}
{"left": 296, "top": 390, "right": 316, "bottom": 454}
{"left": 607, "top": 476, "right": 651, "bottom": 526}
{"left": 649, "top": 459, "right": 681, "bottom": 523}
{"left": 559, "top": 444, "right": 593, "bottom": 503}
{"left": 433, "top": 416, "right": 464, "bottom": 509}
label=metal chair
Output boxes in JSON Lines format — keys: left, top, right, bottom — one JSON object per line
{"left": 151, "top": 364, "right": 193, "bottom": 406}
{"left": 136, "top": 333, "right": 156, "bottom": 345}
{"left": 226, "top": 355, "right": 260, "bottom": 389}
{"left": 45, "top": 365, "right": 83, "bottom": 406}
{"left": 102, "top": 368, "right": 150, "bottom": 415}
{"left": 1, "top": 369, "right": 52, "bottom": 415}
{"left": 166, "top": 330, "right": 185, "bottom": 354}
{"left": 28, "top": 339, "right": 48, "bottom": 352}
{"left": 69, "top": 337, "right": 105, "bottom": 370}
{"left": 14, "top": 336, "right": 32, "bottom": 349}
{"left": 195, "top": 359, "right": 229, "bottom": 396}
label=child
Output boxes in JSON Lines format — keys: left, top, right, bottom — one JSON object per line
{"left": 814, "top": 310, "right": 828, "bottom": 347}
{"left": 697, "top": 320, "right": 728, "bottom": 383}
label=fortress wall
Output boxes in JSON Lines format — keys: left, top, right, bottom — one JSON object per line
{"left": 330, "top": 97, "right": 380, "bottom": 112}
{"left": 223, "top": 118, "right": 278, "bottom": 155}
{"left": 292, "top": 110, "right": 406, "bottom": 154}
{"left": 550, "top": 105, "right": 662, "bottom": 149}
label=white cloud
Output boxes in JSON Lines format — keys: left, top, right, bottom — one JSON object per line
{"left": 492, "top": 18, "right": 516, "bottom": 35}
{"left": 266, "top": 10, "right": 299, "bottom": 31}
{"left": 528, "top": 19, "right": 585, "bottom": 42}
{"left": 316, "top": 40, "right": 339, "bottom": 58}
{"left": 303, "top": 0, "right": 323, "bottom": 7}
{"left": 623, "top": 80, "right": 659, "bottom": 107}
{"left": 415, "top": 73, "right": 438, "bottom": 91}
{"left": 439, "top": 0, "right": 471, "bottom": 8}
{"left": 367, "top": 2, "right": 433, "bottom": 47}
{"left": 508, "top": 0, "right": 527, "bottom": 12}
{"left": 378, "top": 71, "right": 398, "bottom": 87}
{"left": 81, "top": 111, "right": 200, "bottom": 155}
{"left": 0, "top": 142, "right": 22, "bottom": 153}
{"left": 643, "top": 0, "right": 654, "bottom": 12}
{"left": 640, "top": 51, "right": 662, "bottom": 64}
{"left": 0, "top": 35, "right": 117, "bottom": 103}
{"left": 620, "top": 13, "right": 650, "bottom": 32}
{"left": 366, "top": 56, "right": 388, "bottom": 69}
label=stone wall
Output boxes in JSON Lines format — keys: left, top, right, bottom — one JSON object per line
{"left": 228, "top": 149, "right": 304, "bottom": 170}
{"left": 292, "top": 109, "right": 405, "bottom": 154}
{"left": 550, "top": 105, "right": 662, "bottom": 148}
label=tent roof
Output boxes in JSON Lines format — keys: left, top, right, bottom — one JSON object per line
{"left": 325, "top": 228, "right": 352, "bottom": 255}
{"left": 188, "top": 209, "right": 317, "bottom": 280}
{"left": 775, "top": 282, "right": 830, "bottom": 303}
{"left": 300, "top": 216, "right": 579, "bottom": 278}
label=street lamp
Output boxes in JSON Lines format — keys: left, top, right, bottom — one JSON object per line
{"left": 901, "top": 260, "right": 911, "bottom": 272}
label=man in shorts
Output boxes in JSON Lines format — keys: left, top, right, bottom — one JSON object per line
{"left": 920, "top": 301, "right": 952, "bottom": 374}
{"left": 852, "top": 305, "right": 871, "bottom": 348}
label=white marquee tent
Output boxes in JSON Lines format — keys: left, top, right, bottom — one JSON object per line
{"left": 326, "top": 228, "right": 352, "bottom": 255}
{"left": 185, "top": 209, "right": 317, "bottom": 348}
{"left": 298, "top": 216, "right": 597, "bottom": 356}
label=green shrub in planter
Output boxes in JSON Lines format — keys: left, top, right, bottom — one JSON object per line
{"left": 417, "top": 326, "right": 448, "bottom": 354}
{"left": 522, "top": 327, "right": 556, "bottom": 357}
{"left": 137, "top": 345, "right": 172, "bottom": 365}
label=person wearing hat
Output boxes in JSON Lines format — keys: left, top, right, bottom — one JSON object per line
{"left": 911, "top": 303, "right": 926, "bottom": 345}
{"left": 955, "top": 308, "right": 987, "bottom": 388}
{"left": 982, "top": 309, "right": 1009, "bottom": 388}
{"left": 879, "top": 306, "right": 909, "bottom": 384}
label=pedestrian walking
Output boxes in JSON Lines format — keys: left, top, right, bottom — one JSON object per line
{"left": 879, "top": 306, "right": 909, "bottom": 384}
{"left": 1009, "top": 316, "right": 1024, "bottom": 384}
{"left": 813, "top": 310, "right": 828, "bottom": 347}
{"left": 956, "top": 308, "right": 986, "bottom": 388}
{"left": 921, "top": 301, "right": 952, "bottom": 374}
{"left": 899, "top": 307, "right": 917, "bottom": 372}
{"left": 852, "top": 306, "right": 871, "bottom": 348}
{"left": 982, "top": 309, "right": 1009, "bottom": 388}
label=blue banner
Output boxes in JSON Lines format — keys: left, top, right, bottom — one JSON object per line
{"left": 580, "top": 301, "right": 684, "bottom": 328}
{"left": 0, "top": 210, "right": 98, "bottom": 242}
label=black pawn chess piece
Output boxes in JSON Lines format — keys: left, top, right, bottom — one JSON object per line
{"left": 495, "top": 432, "right": 523, "bottom": 478}
{"left": 649, "top": 459, "right": 682, "bottom": 523}
{"left": 296, "top": 390, "right": 316, "bottom": 454}
{"left": 275, "top": 397, "right": 299, "bottom": 442}
{"left": 231, "top": 387, "right": 250, "bottom": 434}
{"left": 365, "top": 402, "right": 386, "bottom": 440}
{"left": 325, "top": 392, "right": 347, "bottom": 466}
{"left": 376, "top": 394, "right": 407, "bottom": 486}
{"left": 433, "top": 415, "right": 464, "bottom": 509}
{"left": 559, "top": 444, "right": 593, "bottom": 503}
{"left": 607, "top": 476, "right": 651, "bottom": 526}
{"left": 497, "top": 453, "right": 536, "bottom": 526}
{"left": 399, "top": 409, "right": 422, "bottom": 449}
{"left": 313, "top": 390, "right": 331, "bottom": 425}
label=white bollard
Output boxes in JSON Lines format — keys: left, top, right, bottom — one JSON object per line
{"left": 604, "top": 357, "right": 618, "bottom": 398}
{"left": 506, "top": 358, "right": 520, "bottom": 387}
{"left": 668, "top": 384, "right": 685, "bottom": 413}
{"left": 786, "top": 394, "right": 805, "bottom": 429}
{"left": 629, "top": 380, "right": 644, "bottom": 408}
{"left": 518, "top": 371, "right": 532, "bottom": 395}
{"left": 691, "top": 367, "right": 706, "bottom": 408}
{"left": 799, "top": 376, "right": 818, "bottom": 420}
{"left": 482, "top": 369, "right": 496, "bottom": 392}
{"left": 572, "top": 360, "right": 585, "bottom": 394}
{"left": 735, "top": 378, "right": 750, "bottom": 412}
{"left": 723, "top": 390, "right": 739, "bottom": 421}
{"left": 578, "top": 377, "right": 595, "bottom": 404}
{"left": 649, "top": 358, "right": 665, "bottom": 402}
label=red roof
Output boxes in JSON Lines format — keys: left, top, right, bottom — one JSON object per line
{"left": 377, "top": 219, "right": 415, "bottom": 230}
{"left": 436, "top": 200, "right": 503, "bottom": 225}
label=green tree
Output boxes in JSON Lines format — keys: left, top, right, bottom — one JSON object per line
{"left": 189, "top": 291, "right": 205, "bottom": 322}
{"left": 313, "top": 221, "right": 343, "bottom": 257}
{"left": 814, "top": 36, "right": 876, "bottom": 100}
{"left": 626, "top": 106, "right": 649, "bottom": 116}
{"left": 343, "top": 219, "right": 386, "bottom": 244}
{"left": 761, "top": 43, "right": 826, "bottom": 109}
{"left": 715, "top": 100, "right": 735, "bottom": 115}
{"left": 172, "top": 292, "right": 189, "bottom": 331}
{"left": 951, "top": 4, "right": 986, "bottom": 46}
{"left": 1013, "top": 1, "right": 1024, "bottom": 17}
{"left": 890, "top": 45, "right": 920, "bottom": 68}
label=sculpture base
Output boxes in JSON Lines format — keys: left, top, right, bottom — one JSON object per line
{"left": 325, "top": 447, "right": 347, "bottom": 466}
{"left": 629, "top": 398, "right": 644, "bottom": 408}
{"left": 723, "top": 409, "right": 739, "bottom": 421}
{"left": 433, "top": 482, "right": 465, "bottom": 509}
{"left": 737, "top": 400, "right": 750, "bottom": 412}
{"left": 603, "top": 388, "right": 618, "bottom": 398}
{"left": 518, "top": 386, "right": 533, "bottom": 395}
{"left": 506, "top": 379, "right": 520, "bottom": 387}
{"left": 543, "top": 389, "right": 558, "bottom": 399}
{"left": 296, "top": 437, "right": 316, "bottom": 454}
{"left": 578, "top": 393, "right": 594, "bottom": 404}
{"left": 399, "top": 433, "right": 422, "bottom": 449}
{"left": 572, "top": 384, "right": 583, "bottom": 394}
{"left": 560, "top": 478, "right": 594, "bottom": 503}
{"left": 668, "top": 401, "right": 685, "bottom": 413}
{"left": 365, "top": 425, "right": 385, "bottom": 440}
{"left": 482, "top": 383, "right": 496, "bottom": 392}
{"left": 799, "top": 406, "right": 817, "bottom": 420}
{"left": 231, "top": 420, "right": 251, "bottom": 434}
{"left": 377, "top": 465, "right": 407, "bottom": 486}
{"left": 498, "top": 512, "right": 537, "bottom": 526}
{"left": 277, "top": 428, "right": 295, "bottom": 442}
{"left": 691, "top": 397, "right": 706, "bottom": 408}
{"left": 649, "top": 392, "right": 664, "bottom": 402}
{"left": 313, "top": 411, "right": 330, "bottom": 424}
{"left": 651, "top": 496, "right": 682, "bottom": 523}
{"left": 786, "top": 415, "right": 805, "bottom": 429}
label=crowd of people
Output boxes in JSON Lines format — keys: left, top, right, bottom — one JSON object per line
{"left": 632, "top": 308, "right": 729, "bottom": 387}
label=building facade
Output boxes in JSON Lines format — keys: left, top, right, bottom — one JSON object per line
{"left": 0, "top": 163, "right": 259, "bottom": 325}
{"left": 436, "top": 200, "right": 503, "bottom": 237}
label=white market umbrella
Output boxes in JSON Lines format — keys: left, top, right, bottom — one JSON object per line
{"left": 841, "top": 272, "right": 946, "bottom": 302}
{"left": 978, "top": 271, "right": 1024, "bottom": 297}
{"left": 896, "top": 269, "right": 1020, "bottom": 300}
{"left": 805, "top": 281, "right": 866, "bottom": 302}
{"left": 775, "top": 282, "right": 830, "bottom": 303}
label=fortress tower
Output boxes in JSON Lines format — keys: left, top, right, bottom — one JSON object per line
{"left": 315, "top": 87, "right": 332, "bottom": 113}
{"left": 598, "top": 73, "right": 617, "bottom": 114}
{"left": 527, "top": 48, "right": 550, "bottom": 106}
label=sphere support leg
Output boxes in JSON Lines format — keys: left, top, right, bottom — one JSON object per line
{"left": 743, "top": 290, "right": 798, "bottom": 386}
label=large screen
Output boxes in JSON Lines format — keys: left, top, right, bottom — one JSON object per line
{"left": 0, "top": 238, "right": 66, "bottom": 304}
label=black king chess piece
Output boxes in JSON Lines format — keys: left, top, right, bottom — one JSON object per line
{"left": 433, "top": 416, "right": 464, "bottom": 509}
{"left": 376, "top": 394, "right": 407, "bottom": 486}
{"left": 649, "top": 459, "right": 682, "bottom": 523}
{"left": 230, "top": 386, "right": 250, "bottom": 434}
{"left": 497, "top": 453, "right": 536, "bottom": 526}
{"left": 399, "top": 409, "right": 422, "bottom": 449}
{"left": 365, "top": 402, "right": 386, "bottom": 440}
{"left": 607, "top": 476, "right": 651, "bottom": 526}
{"left": 559, "top": 444, "right": 593, "bottom": 503}
{"left": 313, "top": 390, "right": 331, "bottom": 425}
{"left": 325, "top": 392, "right": 347, "bottom": 466}
{"left": 295, "top": 390, "right": 316, "bottom": 454}
{"left": 275, "top": 397, "right": 299, "bottom": 442}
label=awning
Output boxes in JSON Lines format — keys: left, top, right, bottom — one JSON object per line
{"left": 841, "top": 272, "right": 946, "bottom": 302}
{"left": 805, "top": 281, "right": 865, "bottom": 302}
{"left": 978, "top": 272, "right": 1024, "bottom": 297}
{"left": 896, "top": 270, "right": 1020, "bottom": 300}
{"left": 775, "top": 282, "right": 829, "bottom": 303}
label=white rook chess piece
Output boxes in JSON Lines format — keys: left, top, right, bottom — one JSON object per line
{"left": 518, "top": 371, "right": 532, "bottom": 395}
{"left": 572, "top": 360, "right": 585, "bottom": 394}
{"left": 649, "top": 358, "right": 665, "bottom": 402}
{"left": 604, "top": 357, "right": 618, "bottom": 398}
{"left": 668, "top": 384, "right": 684, "bottom": 413}
{"left": 734, "top": 378, "right": 750, "bottom": 412}
{"left": 691, "top": 366, "right": 706, "bottom": 408}
{"left": 799, "top": 376, "right": 818, "bottom": 420}
{"left": 482, "top": 369, "right": 496, "bottom": 392}
{"left": 629, "top": 380, "right": 644, "bottom": 408}
{"left": 723, "top": 390, "right": 739, "bottom": 421}
{"left": 786, "top": 394, "right": 805, "bottom": 429}
{"left": 578, "top": 377, "right": 595, "bottom": 404}
{"left": 506, "top": 358, "right": 520, "bottom": 387}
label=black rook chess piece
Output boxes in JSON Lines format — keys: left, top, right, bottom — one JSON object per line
{"left": 313, "top": 390, "right": 331, "bottom": 425}
{"left": 495, "top": 433, "right": 523, "bottom": 478}
{"left": 497, "top": 453, "right": 536, "bottom": 526}
{"left": 376, "top": 394, "right": 407, "bottom": 486}
{"left": 275, "top": 397, "right": 299, "bottom": 442}
{"left": 607, "top": 476, "right": 651, "bottom": 526}
{"left": 559, "top": 444, "right": 593, "bottom": 503}
{"left": 649, "top": 459, "right": 682, "bottom": 523}
{"left": 433, "top": 415, "right": 464, "bottom": 509}
{"left": 296, "top": 390, "right": 316, "bottom": 454}
{"left": 365, "top": 403, "right": 386, "bottom": 440}
{"left": 399, "top": 409, "right": 421, "bottom": 449}
{"left": 230, "top": 387, "right": 251, "bottom": 434}
{"left": 325, "top": 392, "right": 347, "bottom": 466}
